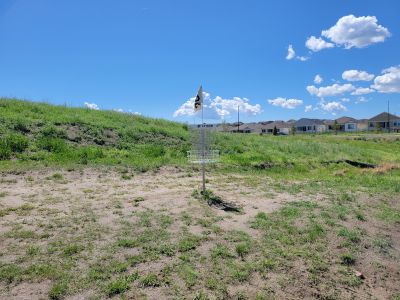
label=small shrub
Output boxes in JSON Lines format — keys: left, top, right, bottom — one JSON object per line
{"left": 341, "top": 253, "right": 356, "bottom": 265}
{"left": 133, "top": 197, "right": 145, "bottom": 203}
{"left": 235, "top": 243, "right": 250, "bottom": 259}
{"left": 52, "top": 173, "right": 63, "bottom": 180}
{"left": 36, "top": 137, "right": 66, "bottom": 153}
{"left": 0, "top": 134, "right": 29, "bottom": 159}
{"left": 121, "top": 174, "right": 131, "bottom": 180}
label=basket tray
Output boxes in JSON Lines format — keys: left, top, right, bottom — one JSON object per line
{"left": 187, "top": 150, "right": 220, "bottom": 164}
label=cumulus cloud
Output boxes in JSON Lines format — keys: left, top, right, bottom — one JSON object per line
{"left": 305, "top": 36, "right": 334, "bottom": 52}
{"left": 372, "top": 65, "right": 400, "bottom": 93}
{"left": 314, "top": 74, "right": 323, "bottom": 84}
{"left": 84, "top": 102, "right": 99, "bottom": 110}
{"left": 351, "top": 87, "right": 374, "bottom": 95}
{"left": 304, "top": 105, "right": 313, "bottom": 112}
{"left": 322, "top": 15, "right": 390, "bottom": 49}
{"left": 320, "top": 101, "right": 347, "bottom": 113}
{"left": 268, "top": 97, "right": 303, "bottom": 109}
{"left": 342, "top": 69, "right": 374, "bottom": 81}
{"left": 341, "top": 98, "right": 350, "bottom": 102}
{"left": 306, "top": 83, "right": 355, "bottom": 98}
{"left": 173, "top": 92, "right": 261, "bottom": 119}
{"left": 286, "top": 44, "right": 295, "bottom": 60}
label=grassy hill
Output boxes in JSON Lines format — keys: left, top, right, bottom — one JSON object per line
{"left": 0, "top": 98, "right": 190, "bottom": 170}
{"left": 1, "top": 98, "right": 400, "bottom": 191}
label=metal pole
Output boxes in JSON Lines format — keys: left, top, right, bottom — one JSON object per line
{"left": 388, "top": 100, "right": 390, "bottom": 133}
{"left": 237, "top": 105, "right": 239, "bottom": 133}
{"left": 201, "top": 97, "right": 206, "bottom": 194}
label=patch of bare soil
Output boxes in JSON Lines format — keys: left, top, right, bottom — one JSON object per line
{"left": 0, "top": 167, "right": 399, "bottom": 299}
{"left": 0, "top": 167, "right": 294, "bottom": 299}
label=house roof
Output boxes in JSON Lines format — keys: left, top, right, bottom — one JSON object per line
{"left": 369, "top": 112, "right": 400, "bottom": 122}
{"left": 295, "top": 118, "right": 325, "bottom": 126}
{"left": 323, "top": 120, "right": 334, "bottom": 126}
{"left": 264, "top": 121, "right": 291, "bottom": 129}
{"left": 336, "top": 116, "right": 357, "bottom": 124}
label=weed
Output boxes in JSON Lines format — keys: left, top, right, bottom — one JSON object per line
{"left": 63, "top": 244, "right": 81, "bottom": 257}
{"left": 27, "top": 245, "right": 40, "bottom": 256}
{"left": 211, "top": 244, "right": 234, "bottom": 259}
{"left": 341, "top": 253, "right": 356, "bottom": 265}
{"left": 117, "top": 238, "right": 137, "bottom": 248}
{"left": 140, "top": 273, "right": 160, "bottom": 287}
{"left": 235, "top": 243, "right": 250, "bottom": 259}
{"left": 178, "top": 264, "right": 198, "bottom": 288}
{"left": 49, "top": 281, "right": 68, "bottom": 300}
{"left": 178, "top": 234, "right": 201, "bottom": 252}
{"left": 105, "top": 275, "right": 136, "bottom": 296}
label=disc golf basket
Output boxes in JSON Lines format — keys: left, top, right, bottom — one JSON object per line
{"left": 187, "top": 126, "right": 219, "bottom": 193}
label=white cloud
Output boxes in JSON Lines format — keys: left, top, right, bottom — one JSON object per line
{"left": 304, "top": 105, "right": 313, "bottom": 112}
{"left": 341, "top": 98, "right": 350, "bottom": 102}
{"left": 314, "top": 74, "right": 323, "bottom": 84}
{"left": 210, "top": 96, "right": 262, "bottom": 117}
{"left": 84, "top": 102, "right": 99, "bottom": 110}
{"left": 286, "top": 44, "right": 309, "bottom": 61}
{"left": 342, "top": 69, "right": 374, "bottom": 81}
{"left": 372, "top": 65, "right": 400, "bottom": 93}
{"left": 351, "top": 87, "right": 374, "bottom": 95}
{"left": 286, "top": 44, "right": 295, "bottom": 60}
{"left": 322, "top": 15, "right": 390, "bottom": 49}
{"left": 355, "top": 96, "right": 368, "bottom": 104}
{"left": 297, "top": 56, "right": 309, "bottom": 61}
{"left": 320, "top": 101, "right": 347, "bottom": 112}
{"left": 268, "top": 97, "right": 303, "bottom": 109}
{"left": 174, "top": 92, "right": 261, "bottom": 119}
{"left": 113, "top": 108, "right": 124, "bottom": 112}
{"left": 305, "top": 36, "right": 334, "bottom": 52}
{"left": 307, "top": 83, "right": 355, "bottom": 98}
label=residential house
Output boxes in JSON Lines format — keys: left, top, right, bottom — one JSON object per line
{"left": 261, "top": 121, "right": 291, "bottom": 135}
{"left": 336, "top": 117, "right": 358, "bottom": 132}
{"left": 368, "top": 112, "right": 400, "bottom": 132}
{"left": 355, "top": 119, "right": 368, "bottom": 131}
{"left": 295, "top": 118, "right": 326, "bottom": 133}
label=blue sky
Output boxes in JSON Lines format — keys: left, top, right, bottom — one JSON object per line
{"left": 0, "top": 0, "right": 399, "bottom": 123}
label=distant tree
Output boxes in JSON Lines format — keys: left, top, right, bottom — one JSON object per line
{"left": 273, "top": 126, "right": 278, "bottom": 136}
{"left": 376, "top": 122, "right": 382, "bottom": 132}
{"left": 334, "top": 120, "right": 339, "bottom": 135}
{"left": 291, "top": 125, "right": 296, "bottom": 135}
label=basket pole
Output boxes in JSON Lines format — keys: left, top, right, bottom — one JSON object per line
{"left": 201, "top": 100, "right": 206, "bottom": 194}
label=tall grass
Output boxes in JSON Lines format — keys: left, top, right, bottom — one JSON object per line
{"left": 1, "top": 98, "right": 400, "bottom": 176}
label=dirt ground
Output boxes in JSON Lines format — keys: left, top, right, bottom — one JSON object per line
{"left": 0, "top": 167, "right": 399, "bottom": 300}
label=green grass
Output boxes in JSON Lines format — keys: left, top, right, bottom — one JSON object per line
{"left": 0, "top": 98, "right": 190, "bottom": 170}
{"left": 1, "top": 98, "right": 400, "bottom": 183}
